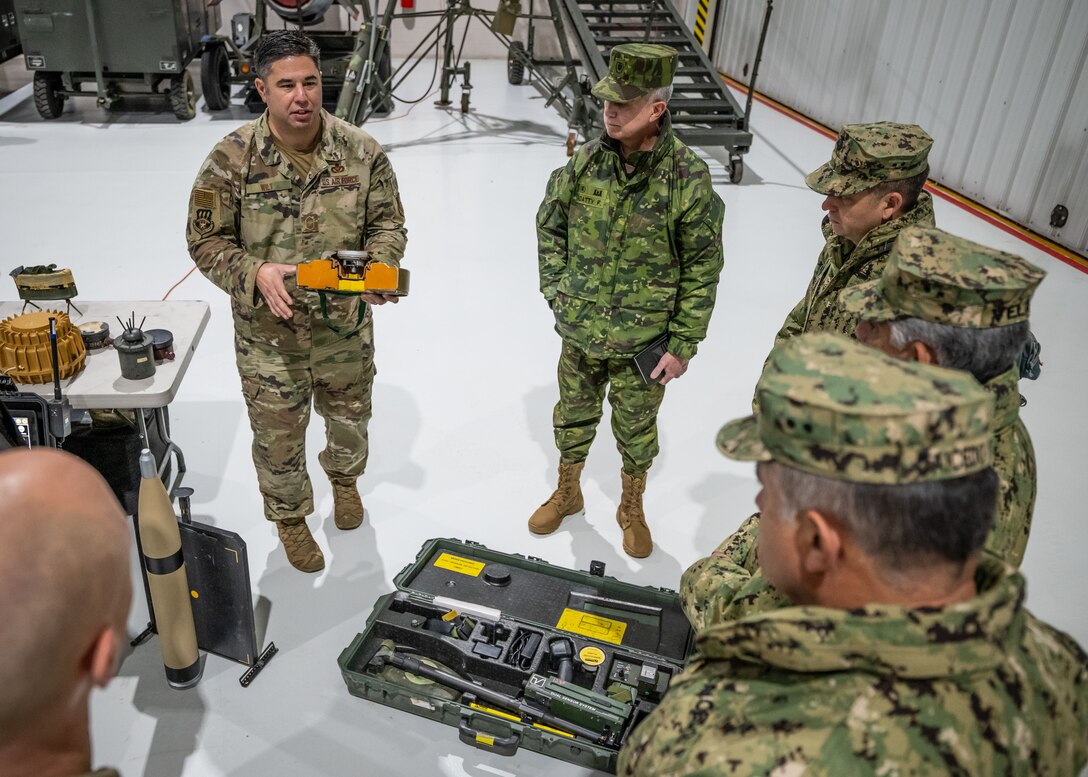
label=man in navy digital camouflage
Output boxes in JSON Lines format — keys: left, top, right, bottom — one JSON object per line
{"left": 619, "top": 333, "right": 1088, "bottom": 775}
{"left": 682, "top": 227, "right": 1049, "bottom": 628}
{"left": 187, "top": 31, "right": 407, "bottom": 573}
{"left": 775, "top": 122, "right": 934, "bottom": 342}
{"left": 532, "top": 43, "right": 724, "bottom": 557}
{"left": 846, "top": 225, "right": 1045, "bottom": 566}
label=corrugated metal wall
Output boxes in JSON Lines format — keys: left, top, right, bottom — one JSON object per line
{"left": 714, "top": 0, "right": 1088, "bottom": 255}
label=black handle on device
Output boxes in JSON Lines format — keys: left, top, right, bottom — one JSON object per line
{"left": 458, "top": 720, "right": 521, "bottom": 756}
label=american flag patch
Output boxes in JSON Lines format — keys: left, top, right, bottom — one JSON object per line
{"left": 193, "top": 188, "right": 216, "bottom": 209}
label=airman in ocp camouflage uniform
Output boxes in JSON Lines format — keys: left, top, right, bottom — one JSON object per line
{"left": 619, "top": 334, "right": 1088, "bottom": 776}
{"left": 531, "top": 44, "right": 724, "bottom": 558}
{"left": 775, "top": 122, "right": 935, "bottom": 342}
{"left": 187, "top": 32, "right": 406, "bottom": 573}
{"left": 847, "top": 225, "right": 1046, "bottom": 566}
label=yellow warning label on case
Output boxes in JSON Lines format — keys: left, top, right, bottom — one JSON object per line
{"left": 556, "top": 608, "right": 627, "bottom": 645}
{"left": 433, "top": 553, "right": 485, "bottom": 577}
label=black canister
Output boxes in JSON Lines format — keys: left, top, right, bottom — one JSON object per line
{"left": 115, "top": 325, "right": 155, "bottom": 379}
{"left": 146, "top": 328, "right": 175, "bottom": 362}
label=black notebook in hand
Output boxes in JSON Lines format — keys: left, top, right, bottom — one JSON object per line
{"left": 634, "top": 334, "right": 670, "bottom": 385}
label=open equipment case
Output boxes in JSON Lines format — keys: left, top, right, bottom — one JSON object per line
{"left": 339, "top": 538, "right": 694, "bottom": 772}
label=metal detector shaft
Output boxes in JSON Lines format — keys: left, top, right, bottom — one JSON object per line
{"left": 46, "top": 317, "right": 70, "bottom": 441}
{"left": 48, "top": 317, "right": 61, "bottom": 401}
{"left": 386, "top": 652, "right": 606, "bottom": 743}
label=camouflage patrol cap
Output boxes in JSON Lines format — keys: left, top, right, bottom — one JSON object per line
{"left": 805, "top": 122, "right": 933, "bottom": 196}
{"left": 717, "top": 333, "right": 994, "bottom": 484}
{"left": 840, "top": 226, "right": 1046, "bottom": 328}
{"left": 591, "top": 44, "right": 677, "bottom": 104}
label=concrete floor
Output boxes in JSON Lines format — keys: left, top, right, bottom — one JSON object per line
{"left": 2, "top": 55, "right": 1086, "bottom": 777}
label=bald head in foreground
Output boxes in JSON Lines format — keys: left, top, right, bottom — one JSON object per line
{"left": 0, "top": 449, "right": 131, "bottom": 777}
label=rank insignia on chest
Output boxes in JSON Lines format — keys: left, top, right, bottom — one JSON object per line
{"left": 574, "top": 183, "right": 607, "bottom": 209}
{"left": 302, "top": 214, "right": 320, "bottom": 233}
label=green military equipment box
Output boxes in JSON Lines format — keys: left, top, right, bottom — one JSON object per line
{"left": 15, "top": 0, "right": 220, "bottom": 120}
{"left": 338, "top": 538, "right": 694, "bottom": 773}
{"left": 0, "top": 0, "right": 20, "bottom": 64}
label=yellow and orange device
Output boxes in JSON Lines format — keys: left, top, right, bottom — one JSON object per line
{"left": 296, "top": 251, "right": 410, "bottom": 296}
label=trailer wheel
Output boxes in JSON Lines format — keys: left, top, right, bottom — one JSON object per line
{"left": 169, "top": 70, "right": 197, "bottom": 121}
{"left": 729, "top": 156, "right": 744, "bottom": 184}
{"left": 201, "top": 45, "right": 232, "bottom": 111}
{"left": 33, "top": 72, "right": 65, "bottom": 120}
{"left": 507, "top": 41, "right": 526, "bottom": 85}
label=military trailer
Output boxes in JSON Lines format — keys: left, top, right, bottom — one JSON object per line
{"left": 14, "top": 0, "right": 220, "bottom": 120}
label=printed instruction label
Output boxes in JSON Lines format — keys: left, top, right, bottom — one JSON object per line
{"left": 556, "top": 608, "right": 627, "bottom": 645}
{"left": 433, "top": 552, "right": 486, "bottom": 577}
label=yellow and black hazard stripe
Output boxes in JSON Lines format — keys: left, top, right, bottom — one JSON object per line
{"left": 693, "top": 0, "right": 710, "bottom": 44}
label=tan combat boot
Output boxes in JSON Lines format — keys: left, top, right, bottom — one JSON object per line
{"left": 617, "top": 470, "right": 652, "bottom": 558}
{"left": 277, "top": 518, "right": 325, "bottom": 573}
{"left": 331, "top": 479, "right": 364, "bottom": 530}
{"left": 528, "top": 460, "right": 586, "bottom": 535}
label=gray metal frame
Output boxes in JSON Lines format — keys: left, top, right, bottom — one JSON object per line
{"left": 334, "top": 0, "right": 770, "bottom": 173}
{"left": 204, "top": 0, "right": 770, "bottom": 175}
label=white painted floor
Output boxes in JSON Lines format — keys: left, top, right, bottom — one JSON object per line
{"left": 2, "top": 55, "right": 1086, "bottom": 777}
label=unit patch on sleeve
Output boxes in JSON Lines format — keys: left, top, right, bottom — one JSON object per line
{"left": 191, "top": 188, "right": 218, "bottom": 236}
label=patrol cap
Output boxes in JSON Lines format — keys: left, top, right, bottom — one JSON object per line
{"left": 840, "top": 226, "right": 1046, "bottom": 328}
{"left": 717, "top": 333, "right": 994, "bottom": 484}
{"left": 805, "top": 122, "right": 933, "bottom": 197}
{"left": 591, "top": 43, "right": 677, "bottom": 104}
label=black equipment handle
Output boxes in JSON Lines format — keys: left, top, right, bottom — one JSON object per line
{"left": 457, "top": 719, "right": 521, "bottom": 756}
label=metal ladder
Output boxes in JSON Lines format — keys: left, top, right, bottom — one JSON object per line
{"left": 331, "top": 0, "right": 772, "bottom": 177}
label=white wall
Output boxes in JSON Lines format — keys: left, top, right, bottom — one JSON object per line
{"left": 713, "top": 0, "right": 1088, "bottom": 256}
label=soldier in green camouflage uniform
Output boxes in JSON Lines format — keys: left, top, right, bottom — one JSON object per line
{"left": 775, "top": 122, "right": 934, "bottom": 342}
{"left": 187, "top": 32, "right": 406, "bottom": 572}
{"left": 845, "top": 226, "right": 1045, "bottom": 566}
{"left": 531, "top": 44, "right": 724, "bottom": 558}
{"left": 619, "top": 334, "right": 1088, "bottom": 776}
